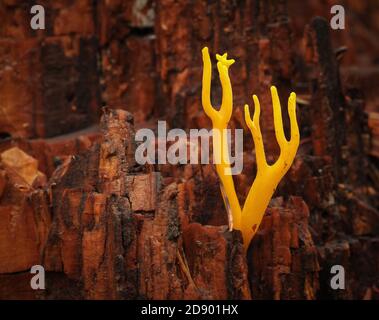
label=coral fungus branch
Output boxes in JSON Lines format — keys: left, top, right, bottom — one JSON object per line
{"left": 201, "top": 47, "right": 300, "bottom": 251}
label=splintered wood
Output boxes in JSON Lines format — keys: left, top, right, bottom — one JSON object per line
{"left": 0, "top": 0, "right": 378, "bottom": 300}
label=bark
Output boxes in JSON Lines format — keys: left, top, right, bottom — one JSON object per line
{"left": 0, "top": 0, "right": 378, "bottom": 300}
{"left": 0, "top": 0, "right": 100, "bottom": 139}
{"left": 41, "top": 109, "right": 251, "bottom": 299}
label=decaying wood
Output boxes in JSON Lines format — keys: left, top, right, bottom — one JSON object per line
{"left": 40, "top": 109, "right": 250, "bottom": 299}
{"left": 0, "top": 0, "right": 100, "bottom": 138}
{"left": 369, "top": 112, "right": 379, "bottom": 158}
{"left": 249, "top": 197, "right": 319, "bottom": 300}
{"left": 0, "top": 0, "right": 378, "bottom": 300}
{"left": 0, "top": 147, "right": 50, "bottom": 274}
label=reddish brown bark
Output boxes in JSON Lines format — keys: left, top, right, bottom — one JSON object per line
{"left": 40, "top": 109, "right": 251, "bottom": 299}
{"left": 0, "top": 0, "right": 378, "bottom": 300}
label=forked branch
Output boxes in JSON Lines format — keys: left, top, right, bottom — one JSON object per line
{"left": 201, "top": 48, "right": 300, "bottom": 251}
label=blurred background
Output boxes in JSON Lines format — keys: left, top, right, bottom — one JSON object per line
{"left": 0, "top": 0, "right": 378, "bottom": 300}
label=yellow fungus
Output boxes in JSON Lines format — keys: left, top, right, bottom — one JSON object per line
{"left": 201, "top": 47, "right": 300, "bottom": 251}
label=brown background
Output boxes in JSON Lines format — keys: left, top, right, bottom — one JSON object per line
{"left": 0, "top": 0, "right": 378, "bottom": 300}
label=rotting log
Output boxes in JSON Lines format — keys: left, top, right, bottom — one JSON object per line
{"left": 0, "top": 0, "right": 377, "bottom": 300}
{"left": 42, "top": 109, "right": 251, "bottom": 299}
